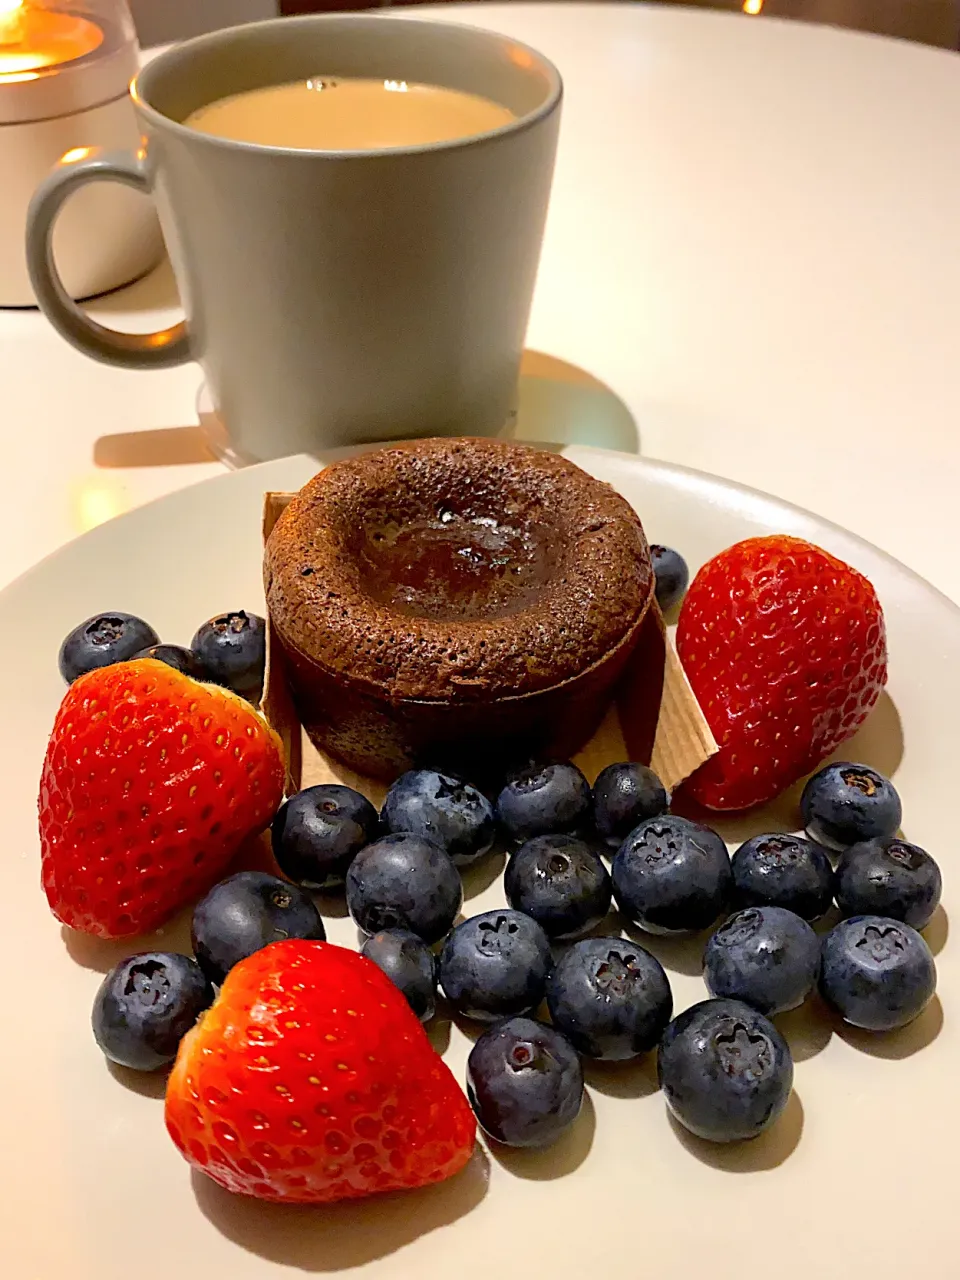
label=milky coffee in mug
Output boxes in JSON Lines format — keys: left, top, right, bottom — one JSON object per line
{"left": 26, "top": 16, "right": 562, "bottom": 463}
{"left": 185, "top": 77, "right": 517, "bottom": 151}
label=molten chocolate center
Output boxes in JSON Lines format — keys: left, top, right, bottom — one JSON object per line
{"left": 354, "top": 507, "right": 556, "bottom": 622}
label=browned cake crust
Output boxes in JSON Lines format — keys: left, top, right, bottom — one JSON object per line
{"left": 264, "top": 438, "right": 656, "bottom": 779}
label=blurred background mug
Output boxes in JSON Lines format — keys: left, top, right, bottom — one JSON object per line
{"left": 26, "top": 15, "right": 562, "bottom": 463}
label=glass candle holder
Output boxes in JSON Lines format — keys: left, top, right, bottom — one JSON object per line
{"left": 0, "top": 0, "right": 162, "bottom": 305}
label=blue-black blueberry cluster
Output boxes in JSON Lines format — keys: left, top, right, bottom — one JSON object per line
{"left": 90, "top": 746, "right": 942, "bottom": 1159}
{"left": 692, "top": 761, "right": 942, "bottom": 1041}
{"left": 92, "top": 870, "right": 332, "bottom": 1073}
{"left": 58, "top": 607, "right": 267, "bottom": 701}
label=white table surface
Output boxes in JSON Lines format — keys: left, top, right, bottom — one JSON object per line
{"left": 2, "top": 3, "right": 958, "bottom": 602}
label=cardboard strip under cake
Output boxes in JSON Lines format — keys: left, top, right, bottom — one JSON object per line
{"left": 261, "top": 490, "right": 717, "bottom": 805}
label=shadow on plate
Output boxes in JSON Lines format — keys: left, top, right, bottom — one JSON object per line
{"left": 812, "top": 903, "right": 842, "bottom": 937}
{"left": 62, "top": 903, "right": 195, "bottom": 974}
{"left": 93, "top": 426, "right": 217, "bottom": 469}
{"left": 565, "top": 910, "right": 627, "bottom": 945}
{"left": 62, "top": 926, "right": 136, "bottom": 975}
{"left": 107, "top": 1057, "right": 169, "bottom": 1100}
{"left": 90, "top": 346, "right": 639, "bottom": 473}
{"left": 839, "top": 691, "right": 906, "bottom": 787}
{"left": 921, "top": 904, "right": 949, "bottom": 957}
{"left": 227, "top": 830, "right": 283, "bottom": 878}
{"left": 452, "top": 1014, "right": 486, "bottom": 1045}
{"left": 683, "top": 793, "right": 804, "bottom": 851}
{"left": 668, "top": 1089, "right": 804, "bottom": 1172}
{"left": 194, "top": 351, "right": 640, "bottom": 465}
{"left": 486, "top": 1088, "right": 595, "bottom": 1181}
{"left": 426, "top": 1010, "right": 452, "bottom": 1056}
{"left": 774, "top": 995, "right": 833, "bottom": 1062}
{"left": 835, "top": 994, "right": 943, "bottom": 1059}
{"left": 513, "top": 350, "right": 640, "bottom": 453}
{"left": 673, "top": 784, "right": 805, "bottom": 848}
{"left": 622, "top": 920, "right": 708, "bottom": 977}
{"left": 460, "top": 849, "right": 507, "bottom": 900}
{"left": 192, "top": 1144, "right": 490, "bottom": 1271}
{"left": 659, "top": 599, "right": 682, "bottom": 629}
{"left": 582, "top": 1052, "right": 660, "bottom": 1100}
{"left": 314, "top": 891, "right": 350, "bottom": 921}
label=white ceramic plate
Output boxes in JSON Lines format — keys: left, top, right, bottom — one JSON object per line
{"left": 3, "top": 448, "right": 956, "bottom": 1280}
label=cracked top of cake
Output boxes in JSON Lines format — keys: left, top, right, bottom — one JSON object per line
{"left": 264, "top": 438, "right": 653, "bottom": 702}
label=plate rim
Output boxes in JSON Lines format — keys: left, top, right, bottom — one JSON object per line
{"left": 4, "top": 442, "right": 958, "bottom": 1278}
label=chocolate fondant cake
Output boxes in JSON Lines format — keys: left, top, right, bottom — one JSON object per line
{"left": 263, "top": 438, "right": 656, "bottom": 780}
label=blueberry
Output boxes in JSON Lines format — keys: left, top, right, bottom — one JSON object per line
{"left": 272, "top": 784, "right": 379, "bottom": 890}
{"left": 658, "top": 999, "right": 793, "bottom": 1143}
{"left": 650, "top": 545, "right": 690, "bottom": 612}
{"left": 59, "top": 612, "right": 159, "bottom": 683}
{"left": 382, "top": 769, "right": 495, "bottom": 867}
{"left": 835, "top": 838, "right": 942, "bottom": 929}
{"left": 439, "top": 909, "right": 552, "bottom": 1022}
{"left": 504, "top": 835, "right": 612, "bottom": 940}
{"left": 466, "top": 1017, "right": 583, "bottom": 1147}
{"left": 546, "top": 937, "right": 672, "bottom": 1060}
{"left": 801, "top": 762, "right": 902, "bottom": 851}
{"left": 191, "top": 610, "right": 266, "bottom": 698}
{"left": 612, "top": 816, "right": 732, "bottom": 934}
{"left": 592, "top": 762, "right": 669, "bottom": 847}
{"left": 92, "top": 952, "right": 213, "bottom": 1071}
{"left": 819, "top": 915, "right": 936, "bottom": 1030}
{"left": 134, "top": 643, "right": 209, "bottom": 680}
{"left": 731, "top": 833, "right": 834, "bottom": 922}
{"left": 191, "top": 872, "right": 326, "bottom": 985}
{"left": 346, "top": 833, "right": 462, "bottom": 943}
{"left": 703, "top": 907, "right": 820, "bottom": 1016}
{"left": 361, "top": 929, "right": 438, "bottom": 1022}
{"left": 495, "top": 762, "right": 591, "bottom": 841}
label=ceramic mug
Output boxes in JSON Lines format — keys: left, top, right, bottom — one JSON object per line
{"left": 26, "top": 15, "right": 562, "bottom": 464}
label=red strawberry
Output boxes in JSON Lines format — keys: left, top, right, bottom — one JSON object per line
{"left": 165, "top": 939, "right": 476, "bottom": 1203}
{"left": 676, "top": 535, "right": 887, "bottom": 811}
{"left": 39, "top": 659, "right": 285, "bottom": 938}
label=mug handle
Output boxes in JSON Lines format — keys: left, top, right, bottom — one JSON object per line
{"left": 26, "top": 148, "right": 191, "bottom": 370}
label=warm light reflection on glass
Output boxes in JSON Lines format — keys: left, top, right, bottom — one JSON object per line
{"left": 0, "top": 1, "right": 104, "bottom": 77}
{"left": 743, "top": 0, "right": 764, "bottom": 13}
{"left": 61, "top": 145, "right": 93, "bottom": 164}
{"left": 73, "top": 478, "right": 127, "bottom": 533}
{"left": 0, "top": 0, "right": 25, "bottom": 58}
{"left": 508, "top": 46, "right": 534, "bottom": 70}
{"left": 306, "top": 77, "right": 410, "bottom": 94}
